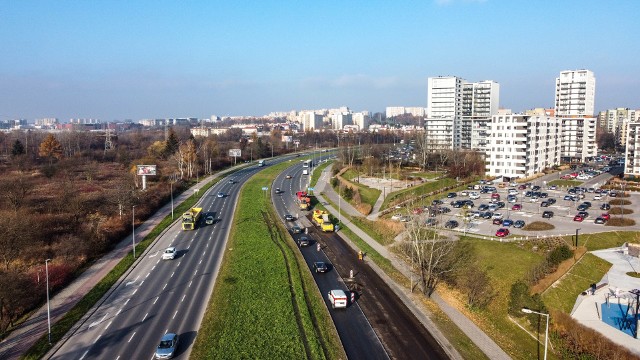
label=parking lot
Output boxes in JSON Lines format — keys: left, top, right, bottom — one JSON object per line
{"left": 397, "top": 179, "right": 639, "bottom": 240}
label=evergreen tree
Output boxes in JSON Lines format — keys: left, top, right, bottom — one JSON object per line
{"left": 164, "top": 128, "right": 180, "bottom": 157}
{"left": 11, "top": 139, "right": 25, "bottom": 156}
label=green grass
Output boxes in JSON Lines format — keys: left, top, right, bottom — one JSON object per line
{"left": 573, "top": 231, "right": 640, "bottom": 251}
{"left": 336, "top": 168, "right": 381, "bottom": 210}
{"left": 547, "top": 179, "right": 583, "bottom": 187}
{"left": 191, "top": 161, "right": 342, "bottom": 359}
{"left": 311, "top": 160, "right": 333, "bottom": 189}
{"left": 542, "top": 253, "right": 612, "bottom": 313}
{"left": 381, "top": 177, "right": 458, "bottom": 210}
{"left": 409, "top": 171, "right": 442, "bottom": 179}
{"left": 22, "top": 168, "right": 241, "bottom": 359}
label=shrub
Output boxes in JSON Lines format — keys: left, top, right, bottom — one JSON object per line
{"left": 508, "top": 279, "right": 546, "bottom": 318}
{"left": 527, "top": 244, "right": 573, "bottom": 285}
{"left": 606, "top": 218, "right": 636, "bottom": 226}
{"left": 522, "top": 221, "right": 555, "bottom": 231}
{"left": 547, "top": 245, "right": 572, "bottom": 267}
{"left": 330, "top": 177, "right": 338, "bottom": 188}
{"left": 343, "top": 186, "right": 354, "bottom": 201}
{"left": 608, "top": 199, "right": 631, "bottom": 205}
{"left": 609, "top": 207, "right": 633, "bottom": 215}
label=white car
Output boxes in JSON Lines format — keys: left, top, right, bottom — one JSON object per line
{"left": 469, "top": 192, "right": 480, "bottom": 199}
{"left": 217, "top": 192, "right": 225, "bottom": 198}
{"left": 492, "top": 213, "right": 503, "bottom": 220}
{"left": 391, "top": 214, "right": 402, "bottom": 221}
{"left": 594, "top": 194, "right": 602, "bottom": 200}
{"left": 460, "top": 190, "right": 469, "bottom": 196}
{"left": 162, "top": 247, "right": 177, "bottom": 260}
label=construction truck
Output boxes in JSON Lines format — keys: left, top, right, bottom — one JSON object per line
{"left": 182, "top": 207, "right": 202, "bottom": 230}
{"left": 296, "top": 191, "right": 312, "bottom": 211}
{"left": 312, "top": 210, "right": 334, "bottom": 232}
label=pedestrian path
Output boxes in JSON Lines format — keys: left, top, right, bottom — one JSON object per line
{"left": 315, "top": 164, "right": 511, "bottom": 360}
{"left": 0, "top": 166, "right": 242, "bottom": 360}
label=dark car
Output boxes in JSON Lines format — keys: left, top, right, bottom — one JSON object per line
{"left": 452, "top": 201, "right": 463, "bottom": 208}
{"left": 539, "top": 192, "right": 548, "bottom": 198}
{"left": 532, "top": 185, "right": 541, "bottom": 191}
{"left": 155, "top": 333, "right": 179, "bottom": 359}
{"left": 298, "top": 236, "right": 310, "bottom": 246}
{"left": 447, "top": 192, "right": 457, "bottom": 198}
{"left": 492, "top": 218, "right": 503, "bottom": 225}
{"left": 577, "top": 211, "right": 589, "bottom": 218}
{"left": 444, "top": 220, "right": 459, "bottom": 229}
{"left": 601, "top": 203, "right": 611, "bottom": 210}
{"left": 514, "top": 220, "right": 525, "bottom": 228}
{"left": 577, "top": 204, "right": 589, "bottom": 211}
{"left": 291, "top": 226, "right": 302, "bottom": 234}
{"left": 313, "top": 261, "right": 329, "bottom": 273}
{"left": 440, "top": 206, "right": 451, "bottom": 213}
{"left": 594, "top": 217, "right": 606, "bottom": 224}
{"left": 496, "top": 201, "right": 505, "bottom": 209}
{"left": 284, "top": 214, "right": 295, "bottom": 221}
{"left": 502, "top": 219, "right": 514, "bottom": 227}
{"left": 542, "top": 211, "right": 554, "bottom": 218}
{"left": 540, "top": 201, "right": 550, "bottom": 207}
{"left": 432, "top": 199, "right": 444, "bottom": 206}
{"left": 425, "top": 218, "right": 438, "bottom": 226}
{"left": 478, "top": 204, "right": 489, "bottom": 211}
{"left": 547, "top": 198, "right": 556, "bottom": 205}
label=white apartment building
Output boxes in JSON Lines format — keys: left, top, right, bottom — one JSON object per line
{"left": 427, "top": 76, "right": 464, "bottom": 118}
{"left": 405, "top": 107, "right": 426, "bottom": 117}
{"left": 554, "top": 69, "right": 596, "bottom": 117}
{"left": 625, "top": 122, "right": 640, "bottom": 176}
{"left": 486, "top": 113, "right": 562, "bottom": 180}
{"left": 299, "top": 111, "right": 323, "bottom": 131}
{"left": 598, "top": 108, "right": 640, "bottom": 145}
{"left": 560, "top": 116, "right": 597, "bottom": 162}
{"left": 386, "top": 107, "right": 406, "bottom": 118}
{"left": 423, "top": 117, "right": 454, "bottom": 150}
{"left": 332, "top": 112, "right": 353, "bottom": 130}
{"left": 462, "top": 80, "right": 500, "bottom": 118}
{"left": 352, "top": 112, "right": 370, "bottom": 130}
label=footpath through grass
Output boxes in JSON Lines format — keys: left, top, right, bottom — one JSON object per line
{"left": 191, "top": 163, "right": 342, "bottom": 359}
{"left": 339, "top": 168, "right": 381, "bottom": 210}
{"left": 381, "top": 177, "right": 457, "bottom": 210}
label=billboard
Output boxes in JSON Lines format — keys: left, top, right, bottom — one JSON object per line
{"left": 282, "top": 135, "right": 293, "bottom": 143}
{"left": 137, "top": 165, "right": 157, "bottom": 176}
{"left": 228, "top": 149, "right": 242, "bottom": 157}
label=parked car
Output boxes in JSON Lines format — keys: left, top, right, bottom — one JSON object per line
{"left": 425, "top": 218, "right": 438, "bottom": 226}
{"left": 313, "top": 261, "right": 329, "bottom": 273}
{"left": 478, "top": 204, "right": 489, "bottom": 211}
{"left": 573, "top": 215, "right": 584, "bottom": 222}
{"left": 502, "top": 219, "right": 514, "bottom": 227}
{"left": 444, "top": 220, "right": 459, "bottom": 229}
{"left": 447, "top": 192, "right": 457, "bottom": 198}
{"left": 162, "top": 247, "right": 177, "bottom": 260}
{"left": 491, "top": 193, "right": 501, "bottom": 199}
{"left": 601, "top": 203, "right": 611, "bottom": 210}
{"left": 432, "top": 199, "right": 443, "bottom": 206}
{"left": 547, "top": 198, "right": 556, "bottom": 205}
{"left": 577, "top": 211, "right": 589, "bottom": 218}
{"left": 601, "top": 213, "right": 611, "bottom": 221}
{"left": 594, "top": 217, "right": 606, "bottom": 224}
{"left": 391, "top": 214, "right": 402, "bottom": 221}
{"left": 514, "top": 220, "right": 526, "bottom": 228}
{"left": 492, "top": 218, "right": 503, "bottom": 225}
{"left": 492, "top": 213, "right": 503, "bottom": 220}
{"left": 512, "top": 204, "right": 522, "bottom": 211}
{"left": 542, "top": 211, "right": 554, "bottom": 218}
{"left": 496, "top": 228, "right": 510, "bottom": 237}
{"left": 540, "top": 201, "right": 550, "bottom": 207}
{"left": 155, "top": 333, "right": 179, "bottom": 359}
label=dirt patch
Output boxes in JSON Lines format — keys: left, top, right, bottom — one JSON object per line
{"left": 606, "top": 218, "right": 636, "bottom": 226}
{"left": 534, "top": 246, "right": 587, "bottom": 294}
{"left": 522, "top": 221, "right": 555, "bottom": 231}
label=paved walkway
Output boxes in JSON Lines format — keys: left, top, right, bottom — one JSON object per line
{"left": 315, "top": 165, "right": 511, "bottom": 360}
{"left": 570, "top": 247, "right": 640, "bottom": 355}
{"left": 0, "top": 167, "right": 242, "bottom": 360}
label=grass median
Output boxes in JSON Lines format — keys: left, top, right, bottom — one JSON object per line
{"left": 191, "top": 162, "right": 343, "bottom": 359}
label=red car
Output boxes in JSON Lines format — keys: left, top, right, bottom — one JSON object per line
{"left": 412, "top": 208, "right": 423, "bottom": 215}
{"left": 496, "top": 228, "right": 510, "bottom": 237}
{"left": 491, "top": 193, "right": 501, "bottom": 199}
{"left": 512, "top": 204, "right": 522, "bottom": 211}
{"left": 601, "top": 213, "right": 611, "bottom": 221}
{"left": 492, "top": 218, "right": 503, "bottom": 225}
{"left": 573, "top": 215, "right": 584, "bottom": 222}
{"left": 518, "top": 185, "right": 527, "bottom": 190}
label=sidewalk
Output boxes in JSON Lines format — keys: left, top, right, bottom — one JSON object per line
{"left": 0, "top": 167, "right": 239, "bottom": 360}
{"left": 315, "top": 164, "right": 511, "bottom": 360}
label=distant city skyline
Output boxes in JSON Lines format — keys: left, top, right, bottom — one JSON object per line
{"left": 1, "top": 1, "right": 638, "bottom": 121}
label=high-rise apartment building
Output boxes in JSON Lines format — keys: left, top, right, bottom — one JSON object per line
{"left": 352, "top": 112, "right": 370, "bottom": 130}
{"left": 462, "top": 80, "right": 500, "bottom": 118}
{"left": 560, "top": 117, "right": 597, "bottom": 162}
{"left": 625, "top": 122, "right": 640, "bottom": 176}
{"left": 300, "top": 111, "right": 323, "bottom": 131}
{"left": 486, "top": 113, "right": 562, "bottom": 179}
{"left": 597, "top": 108, "right": 640, "bottom": 145}
{"left": 554, "top": 70, "right": 596, "bottom": 117}
{"left": 427, "top": 76, "right": 464, "bottom": 118}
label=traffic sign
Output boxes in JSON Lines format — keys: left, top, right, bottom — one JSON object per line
{"left": 262, "top": 186, "right": 268, "bottom": 191}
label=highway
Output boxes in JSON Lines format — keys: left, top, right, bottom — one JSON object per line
{"left": 272, "top": 158, "right": 448, "bottom": 360}
{"left": 49, "top": 158, "right": 289, "bottom": 360}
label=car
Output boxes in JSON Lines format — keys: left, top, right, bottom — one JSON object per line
{"left": 155, "top": 333, "right": 179, "bottom": 359}
{"left": 217, "top": 192, "right": 225, "bottom": 198}
{"left": 564, "top": 195, "right": 573, "bottom": 201}
{"left": 205, "top": 215, "right": 214, "bottom": 225}
{"left": 502, "top": 219, "right": 514, "bottom": 227}
{"left": 162, "top": 247, "right": 177, "bottom": 260}
{"left": 432, "top": 199, "right": 443, "bottom": 206}
{"left": 469, "top": 192, "right": 480, "bottom": 199}
{"left": 478, "top": 204, "right": 489, "bottom": 211}
{"left": 391, "top": 214, "right": 402, "bottom": 221}
{"left": 512, "top": 204, "right": 522, "bottom": 211}
{"left": 425, "top": 218, "right": 438, "bottom": 226}
{"left": 460, "top": 190, "right": 469, "bottom": 196}
{"left": 507, "top": 196, "right": 517, "bottom": 203}
{"left": 518, "top": 184, "right": 527, "bottom": 190}
{"left": 577, "top": 204, "right": 589, "bottom": 211}
{"left": 573, "top": 215, "right": 584, "bottom": 222}
{"left": 577, "top": 211, "right": 589, "bottom": 218}
{"left": 532, "top": 185, "right": 541, "bottom": 191}
{"left": 492, "top": 218, "right": 503, "bottom": 225}
{"left": 542, "top": 211, "right": 554, "bottom": 218}
{"left": 412, "top": 208, "right": 423, "bottom": 215}
{"left": 539, "top": 192, "right": 548, "bottom": 198}
{"left": 495, "top": 201, "right": 505, "bottom": 209}
{"left": 444, "top": 220, "right": 459, "bottom": 229}
{"left": 275, "top": 188, "right": 281, "bottom": 194}
{"left": 540, "top": 201, "right": 550, "bottom": 207}
{"left": 481, "top": 211, "right": 493, "bottom": 219}
{"left": 496, "top": 228, "right": 510, "bottom": 237}
{"left": 298, "top": 236, "right": 310, "bottom": 246}
{"left": 284, "top": 214, "right": 294, "bottom": 221}
{"left": 447, "top": 192, "right": 457, "bottom": 198}
{"left": 609, "top": 191, "right": 618, "bottom": 197}
{"left": 594, "top": 217, "right": 606, "bottom": 224}
{"left": 488, "top": 204, "right": 498, "bottom": 211}
{"left": 291, "top": 226, "right": 302, "bottom": 234}
{"left": 601, "top": 203, "right": 611, "bottom": 210}
{"left": 529, "top": 196, "right": 539, "bottom": 202}
{"left": 286, "top": 174, "right": 292, "bottom": 179}
{"left": 399, "top": 216, "right": 411, "bottom": 222}
{"left": 492, "top": 213, "right": 503, "bottom": 220}
{"left": 313, "top": 261, "right": 329, "bottom": 273}
{"left": 491, "top": 193, "right": 501, "bottom": 199}
{"left": 440, "top": 206, "right": 451, "bottom": 213}
{"left": 601, "top": 213, "right": 611, "bottom": 221}
{"left": 583, "top": 201, "right": 592, "bottom": 208}
{"left": 508, "top": 189, "right": 519, "bottom": 195}
{"left": 593, "top": 194, "right": 602, "bottom": 201}
{"left": 452, "top": 201, "right": 463, "bottom": 208}
{"left": 228, "top": 178, "right": 235, "bottom": 184}
{"left": 547, "top": 198, "right": 556, "bottom": 205}
{"left": 549, "top": 185, "right": 557, "bottom": 190}
{"left": 514, "top": 220, "right": 525, "bottom": 228}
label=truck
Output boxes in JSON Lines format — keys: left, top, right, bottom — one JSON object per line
{"left": 182, "top": 207, "right": 202, "bottom": 230}
{"left": 296, "top": 191, "right": 312, "bottom": 210}
{"left": 258, "top": 160, "right": 265, "bottom": 167}
{"left": 328, "top": 289, "right": 348, "bottom": 309}
{"left": 312, "top": 210, "right": 334, "bottom": 232}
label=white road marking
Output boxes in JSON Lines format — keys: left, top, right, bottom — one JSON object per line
{"left": 89, "top": 313, "right": 108, "bottom": 329}
{"left": 132, "top": 289, "right": 138, "bottom": 295}
{"left": 173, "top": 310, "right": 179, "bottom": 319}
{"left": 105, "top": 320, "right": 112, "bottom": 330}
{"left": 80, "top": 350, "right": 89, "bottom": 360}
{"left": 148, "top": 251, "right": 159, "bottom": 258}
{"left": 163, "top": 283, "right": 168, "bottom": 290}
{"left": 153, "top": 296, "right": 159, "bottom": 305}
{"left": 194, "top": 269, "right": 198, "bottom": 276}
{"left": 171, "top": 271, "right": 175, "bottom": 278}
{"left": 142, "top": 312, "right": 148, "bottom": 322}
{"left": 128, "top": 332, "right": 136, "bottom": 342}
{"left": 94, "top": 334, "right": 101, "bottom": 344}
{"left": 140, "top": 280, "right": 144, "bottom": 286}
{"left": 181, "top": 294, "right": 186, "bottom": 302}
{"left": 177, "top": 261, "right": 181, "bottom": 267}
{"left": 116, "top": 309, "right": 122, "bottom": 316}
{"left": 152, "top": 265, "right": 156, "bottom": 271}
{"left": 124, "top": 299, "right": 130, "bottom": 306}
{"left": 189, "top": 280, "right": 193, "bottom": 288}
{"left": 125, "top": 281, "right": 135, "bottom": 287}
{"left": 199, "top": 259, "right": 203, "bottom": 265}
{"left": 146, "top": 272, "right": 150, "bottom": 278}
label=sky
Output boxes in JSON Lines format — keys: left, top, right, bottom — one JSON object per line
{"left": 1, "top": 0, "right": 638, "bottom": 121}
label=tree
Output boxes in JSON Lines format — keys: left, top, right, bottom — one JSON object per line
{"left": 38, "top": 134, "right": 64, "bottom": 164}
{"left": 164, "top": 127, "right": 180, "bottom": 158}
{"left": 596, "top": 131, "right": 616, "bottom": 151}
{"left": 0, "top": 176, "right": 29, "bottom": 213}
{"left": 11, "top": 139, "right": 25, "bottom": 156}
{"left": 457, "top": 264, "right": 496, "bottom": 309}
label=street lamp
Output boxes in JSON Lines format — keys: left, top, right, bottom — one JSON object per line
{"left": 170, "top": 179, "right": 174, "bottom": 220}
{"left": 521, "top": 308, "right": 549, "bottom": 360}
{"left": 45, "top": 258, "right": 52, "bottom": 344}
{"left": 575, "top": 228, "right": 581, "bottom": 247}
{"left": 132, "top": 205, "right": 136, "bottom": 259}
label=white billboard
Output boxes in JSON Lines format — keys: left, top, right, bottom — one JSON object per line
{"left": 282, "top": 135, "right": 293, "bottom": 143}
{"left": 228, "top": 149, "right": 242, "bottom": 157}
{"left": 136, "top": 165, "right": 157, "bottom": 176}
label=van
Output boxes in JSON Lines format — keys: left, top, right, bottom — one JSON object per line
{"left": 302, "top": 169, "right": 309, "bottom": 175}
{"left": 328, "top": 289, "right": 348, "bottom": 309}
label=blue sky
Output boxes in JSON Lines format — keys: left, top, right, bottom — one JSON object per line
{"left": 1, "top": 0, "right": 638, "bottom": 121}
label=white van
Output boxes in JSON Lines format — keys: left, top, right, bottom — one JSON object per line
{"left": 302, "top": 169, "right": 309, "bottom": 175}
{"left": 328, "top": 289, "right": 348, "bottom": 309}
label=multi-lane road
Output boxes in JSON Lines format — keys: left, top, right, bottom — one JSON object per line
{"left": 50, "top": 160, "right": 286, "bottom": 359}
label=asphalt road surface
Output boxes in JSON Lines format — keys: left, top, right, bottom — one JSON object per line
{"left": 273, "top": 158, "right": 448, "bottom": 360}
{"left": 49, "top": 157, "right": 292, "bottom": 360}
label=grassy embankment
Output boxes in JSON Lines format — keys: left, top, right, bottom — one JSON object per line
{"left": 547, "top": 179, "right": 583, "bottom": 187}
{"left": 339, "top": 168, "right": 381, "bottom": 211}
{"left": 23, "top": 166, "right": 251, "bottom": 359}
{"left": 190, "top": 162, "right": 343, "bottom": 359}
{"left": 381, "top": 177, "right": 459, "bottom": 211}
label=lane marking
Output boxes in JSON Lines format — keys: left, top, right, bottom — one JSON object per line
{"left": 132, "top": 289, "right": 138, "bottom": 295}
{"left": 189, "top": 280, "right": 193, "bottom": 288}
{"left": 173, "top": 310, "right": 179, "bottom": 319}
{"left": 171, "top": 271, "right": 175, "bottom": 278}
{"left": 152, "top": 265, "right": 156, "bottom": 271}
{"left": 153, "top": 296, "right": 159, "bottom": 305}
{"left": 181, "top": 294, "right": 186, "bottom": 302}
{"left": 146, "top": 272, "right": 150, "bottom": 278}
{"left": 116, "top": 309, "right": 122, "bottom": 316}
{"left": 194, "top": 269, "right": 198, "bottom": 276}
{"left": 128, "top": 332, "right": 136, "bottom": 343}
{"left": 89, "top": 313, "right": 108, "bottom": 329}
{"left": 142, "top": 312, "right": 148, "bottom": 322}
{"left": 94, "top": 334, "right": 101, "bottom": 344}
{"left": 140, "top": 280, "right": 144, "bottom": 286}
{"left": 105, "top": 320, "right": 112, "bottom": 330}
{"left": 124, "top": 299, "right": 130, "bottom": 306}
{"left": 80, "top": 350, "right": 89, "bottom": 360}
{"left": 163, "top": 283, "right": 168, "bottom": 290}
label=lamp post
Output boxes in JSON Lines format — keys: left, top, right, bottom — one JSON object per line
{"left": 45, "top": 258, "right": 52, "bottom": 344}
{"left": 132, "top": 205, "right": 136, "bottom": 259}
{"left": 170, "top": 178, "right": 174, "bottom": 220}
{"left": 575, "top": 228, "right": 581, "bottom": 247}
{"left": 521, "top": 308, "right": 549, "bottom": 360}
